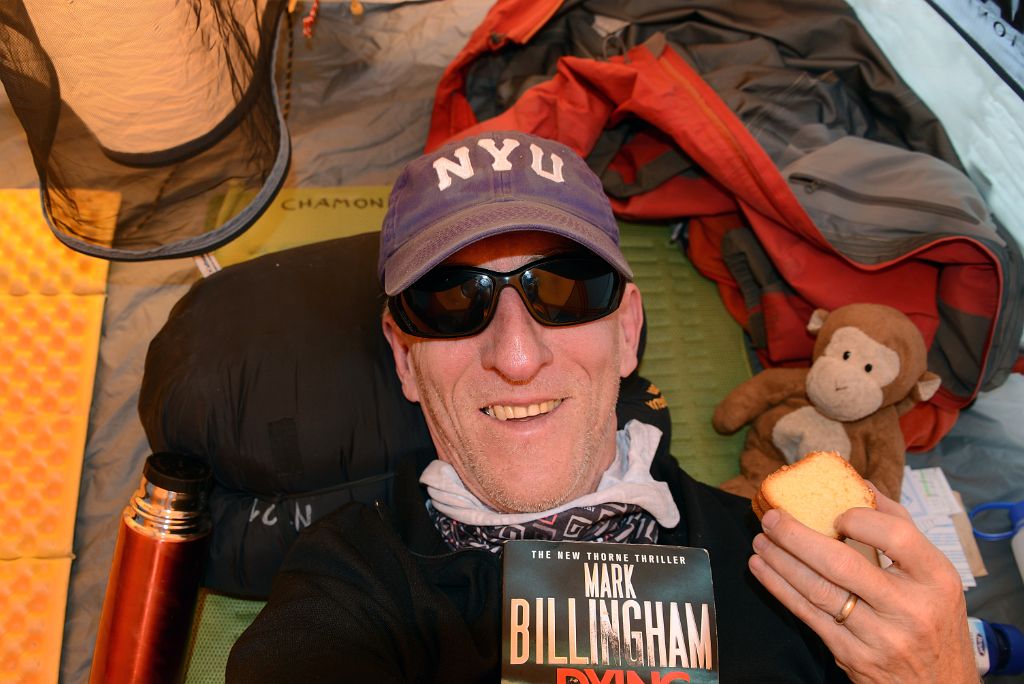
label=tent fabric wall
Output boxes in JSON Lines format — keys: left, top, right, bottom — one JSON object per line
{"left": 0, "top": 1, "right": 1020, "bottom": 682}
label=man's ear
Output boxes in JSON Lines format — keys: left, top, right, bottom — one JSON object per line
{"left": 381, "top": 310, "right": 421, "bottom": 403}
{"left": 617, "top": 283, "right": 644, "bottom": 378}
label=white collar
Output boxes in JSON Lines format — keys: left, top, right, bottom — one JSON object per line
{"left": 419, "top": 420, "right": 680, "bottom": 528}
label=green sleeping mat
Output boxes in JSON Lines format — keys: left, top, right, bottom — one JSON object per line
{"left": 619, "top": 221, "right": 751, "bottom": 487}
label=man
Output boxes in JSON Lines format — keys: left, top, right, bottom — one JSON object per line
{"left": 227, "top": 132, "right": 975, "bottom": 682}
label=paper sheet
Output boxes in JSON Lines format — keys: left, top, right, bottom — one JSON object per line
{"left": 901, "top": 466, "right": 978, "bottom": 588}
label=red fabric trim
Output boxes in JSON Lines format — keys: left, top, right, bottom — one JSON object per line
{"left": 610, "top": 175, "right": 736, "bottom": 220}
{"left": 606, "top": 129, "right": 671, "bottom": 185}
{"left": 937, "top": 261, "right": 1001, "bottom": 319}
{"left": 901, "top": 403, "right": 960, "bottom": 452}
{"left": 760, "top": 291, "right": 817, "bottom": 365}
{"left": 426, "top": 0, "right": 561, "bottom": 152}
{"left": 434, "top": 54, "right": 614, "bottom": 157}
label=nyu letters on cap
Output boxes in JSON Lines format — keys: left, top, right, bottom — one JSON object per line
{"left": 378, "top": 131, "right": 632, "bottom": 295}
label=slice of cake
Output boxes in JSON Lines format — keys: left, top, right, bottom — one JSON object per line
{"left": 754, "top": 451, "right": 876, "bottom": 539}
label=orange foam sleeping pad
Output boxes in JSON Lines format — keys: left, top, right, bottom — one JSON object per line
{"left": 0, "top": 189, "right": 113, "bottom": 683}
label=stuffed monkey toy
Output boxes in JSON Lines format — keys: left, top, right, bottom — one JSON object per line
{"left": 714, "top": 303, "right": 941, "bottom": 500}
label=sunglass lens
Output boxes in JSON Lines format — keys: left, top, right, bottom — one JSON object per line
{"left": 526, "top": 257, "right": 620, "bottom": 324}
{"left": 401, "top": 271, "right": 494, "bottom": 336}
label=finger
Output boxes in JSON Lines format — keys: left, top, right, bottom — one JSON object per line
{"left": 751, "top": 531, "right": 867, "bottom": 629}
{"left": 835, "top": 507, "right": 952, "bottom": 583}
{"left": 865, "top": 481, "right": 912, "bottom": 521}
{"left": 748, "top": 549, "right": 867, "bottom": 661}
{"left": 759, "top": 508, "right": 895, "bottom": 601}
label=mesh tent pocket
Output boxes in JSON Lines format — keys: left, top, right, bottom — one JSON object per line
{"left": 0, "top": 0, "right": 290, "bottom": 259}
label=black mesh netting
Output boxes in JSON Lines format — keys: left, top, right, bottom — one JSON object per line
{"left": 0, "top": 0, "right": 289, "bottom": 260}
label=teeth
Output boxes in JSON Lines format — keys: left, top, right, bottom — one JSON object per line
{"left": 486, "top": 399, "right": 562, "bottom": 421}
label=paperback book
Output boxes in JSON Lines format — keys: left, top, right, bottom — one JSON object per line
{"left": 501, "top": 540, "right": 718, "bottom": 684}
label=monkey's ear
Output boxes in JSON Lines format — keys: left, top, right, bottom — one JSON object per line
{"left": 911, "top": 371, "right": 941, "bottom": 403}
{"left": 806, "top": 308, "right": 830, "bottom": 336}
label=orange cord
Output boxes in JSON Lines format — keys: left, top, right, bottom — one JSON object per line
{"left": 302, "top": 0, "right": 320, "bottom": 38}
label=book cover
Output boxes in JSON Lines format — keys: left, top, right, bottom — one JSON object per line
{"left": 501, "top": 540, "right": 718, "bottom": 684}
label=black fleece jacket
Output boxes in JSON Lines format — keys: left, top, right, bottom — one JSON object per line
{"left": 227, "top": 454, "right": 848, "bottom": 682}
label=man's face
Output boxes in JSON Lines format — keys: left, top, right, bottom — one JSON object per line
{"left": 383, "top": 232, "right": 644, "bottom": 513}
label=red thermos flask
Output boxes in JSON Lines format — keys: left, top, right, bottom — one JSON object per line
{"left": 90, "top": 453, "right": 212, "bottom": 684}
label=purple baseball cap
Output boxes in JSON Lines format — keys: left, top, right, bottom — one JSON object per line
{"left": 378, "top": 131, "right": 632, "bottom": 295}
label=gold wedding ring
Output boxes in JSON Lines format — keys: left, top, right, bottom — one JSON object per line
{"left": 834, "top": 591, "right": 859, "bottom": 625}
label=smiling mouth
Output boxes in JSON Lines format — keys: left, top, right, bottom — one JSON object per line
{"left": 482, "top": 398, "right": 563, "bottom": 421}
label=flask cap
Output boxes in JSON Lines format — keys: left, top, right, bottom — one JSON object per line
{"left": 143, "top": 452, "right": 211, "bottom": 495}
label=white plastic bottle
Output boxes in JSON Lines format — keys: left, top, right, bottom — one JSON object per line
{"left": 966, "top": 617, "right": 1024, "bottom": 677}
{"left": 1012, "top": 500, "right": 1024, "bottom": 584}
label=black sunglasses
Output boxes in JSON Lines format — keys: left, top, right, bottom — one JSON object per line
{"left": 388, "top": 252, "right": 626, "bottom": 339}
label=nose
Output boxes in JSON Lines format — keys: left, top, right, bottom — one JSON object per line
{"left": 478, "top": 287, "right": 554, "bottom": 383}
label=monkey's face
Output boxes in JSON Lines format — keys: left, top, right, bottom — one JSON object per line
{"left": 805, "top": 326, "right": 901, "bottom": 422}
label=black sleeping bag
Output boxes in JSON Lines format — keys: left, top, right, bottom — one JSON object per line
{"left": 139, "top": 232, "right": 671, "bottom": 598}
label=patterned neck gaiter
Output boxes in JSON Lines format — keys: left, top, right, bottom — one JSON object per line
{"left": 428, "top": 500, "right": 658, "bottom": 554}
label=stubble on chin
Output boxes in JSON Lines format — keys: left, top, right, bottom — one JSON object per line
{"left": 410, "top": 349, "right": 621, "bottom": 514}
{"left": 459, "top": 410, "right": 616, "bottom": 514}
{"left": 418, "top": 390, "right": 602, "bottom": 513}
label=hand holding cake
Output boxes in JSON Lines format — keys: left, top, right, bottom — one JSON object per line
{"left": 748, "top": 452, "right": 977, "bottom": 682}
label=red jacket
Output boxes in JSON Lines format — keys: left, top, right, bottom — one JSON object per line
{"left": 427, "top": 0, "right": 1024, "bottom": 449}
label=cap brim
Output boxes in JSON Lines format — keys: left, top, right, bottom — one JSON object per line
{"left": 383, "top": 199, "right": 633, "bottom": 295}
